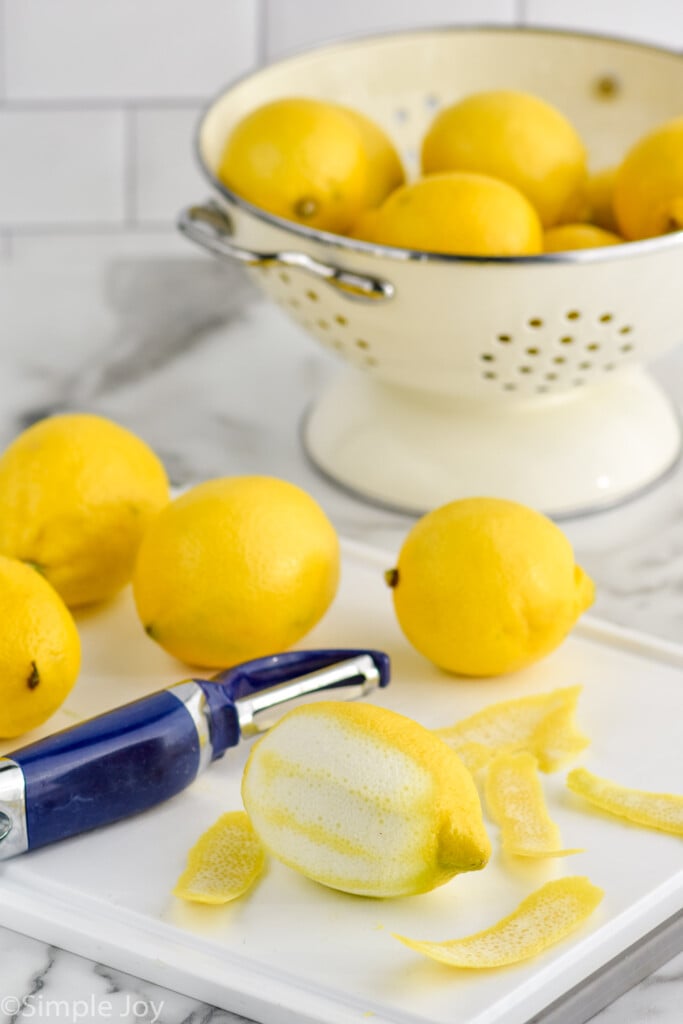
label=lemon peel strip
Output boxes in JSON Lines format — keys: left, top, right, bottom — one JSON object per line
{"left": 567, "top": 768, "right": 683, "bottom": 836}
{"left": 393, "top": 877, "right": 603, "bottom": 968}
{"left": 174, "top": 811, "right": 266, "bottom": 905}
{"left": 435, "top": 686, "right": 588, "bottom": 773}
{"left": 485, "top": 751, "right": 580, "bottom": 858}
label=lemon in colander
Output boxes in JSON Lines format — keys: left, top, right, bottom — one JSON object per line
{"left": 421, "top": 90, "right": 587, "bottom": 228}
{"left": 614, "top": 116, "right": 683, "bottom": 239}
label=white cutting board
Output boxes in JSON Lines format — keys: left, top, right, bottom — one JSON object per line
{"left": 0, "top": 541, "right": 682, "bottom": 1024}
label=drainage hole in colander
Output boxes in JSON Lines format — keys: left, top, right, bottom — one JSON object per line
{"left": 528, "top": 317, "right": 543, "bottom": 328}
{"left": 519, "top": 366, "right": 533, "bottom": 374}
{"left": 288, "top": 298, "right": 301, "bottom": 309}
{"left": 560, "top": 336, "right": 575, "bottom": 345}
{"left": 621, "top": 343, "right": 634, "bottom": 353}
{"left": 553, "top": 356, "right": 567, "bottom": 365}
{"left": 425, "top": 93, "right": 441, "bottom": 109}
{"left": 619, "top": 325, "right": 633, "bottom": 334}
{"left": 604, "top": 362, "right": 616, "bottom": 371}
{"left": 566, "top": 310, "right": 581, "bottom": 320}
{"left": 586, "top": 342, "right": 600, "bottom": 351}
{"left": 481, "top": 353, "right": 495, "bottom": 362}
{"left": 497, "top": 334, "right": 513, "bottom": 344}
{"left": 355, "top": 339, "right": 370, "bottom": 350}
{"left": 599, "top": 312, "right": 614, "bottom": 323}
{"left": 483, "top": 371, "right": 497, "bottom": 380}
{"left": 503, "top": 383, "right": 517, "bottom": 391}
{"left": 545, "top": 372, "right": 558, "bottom": 381}
{"left": 306, "top": 290, "right": 319, "bottom": 302}
{"left": 364, "top": 356, "right": 378, "bottom": 368}
{"left": 394, "top": 107, "right": 410, "bottom": 124}
{"left": 526, "top": 347, "right": 540, "bottom": 356}
{"left": 317, "top": 319, "right": 330, "bottom": 330}
{"left": 332, "top": 339, "right": 344, "bottom": 351}
{"left": 334, "top": 314, "right": 348, "bottom": 327}
{"left": 579, "top": 361, "right": 592, "bottom": 370}
{"left": 279, "top": 272, "right": 291, "bottom": 285}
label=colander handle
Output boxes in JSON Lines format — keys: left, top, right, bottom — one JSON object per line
{"left": 177, "top": 201, "right": 395, "bottom": 303}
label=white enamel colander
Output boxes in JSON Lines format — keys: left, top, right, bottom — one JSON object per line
{"left": 179, "top": 26, "right": 683, "bottom": 517}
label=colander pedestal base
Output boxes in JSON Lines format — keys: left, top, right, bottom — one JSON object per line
{"left": 303, "top": 367, "right": 681, "bottom": 518}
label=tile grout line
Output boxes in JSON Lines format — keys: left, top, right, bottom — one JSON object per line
{"left": 256, "top": 0, "right": 269, "bottom": 66}
{"left": 0, "top": 0, "right": 6, "bottom": 104}
{"left": 122, "top": 104, "right": 137, "bottom": 226}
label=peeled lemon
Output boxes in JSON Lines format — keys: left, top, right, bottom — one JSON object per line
{"left": 386, "top": 497, "right": 594, "bottom": 677}
{"left": 0, "top": 556, "right": 81, "bottom": 738}
{"left": 241, "top": 700, "right": 491, "bottom": 898}
{"left": 614, "top": 116, "right": 683, "bottom": 239}
{"left": 133, "top": 476, "right": 340, "bottom": 668}
{"left": 363, "top": 172, "right": 543, "bottom": 256}
{"left": 0, "top": 414, "right": 169, "bottom": 607}
{"left": 422, "top": 90, "right": 587, "bottom": 228}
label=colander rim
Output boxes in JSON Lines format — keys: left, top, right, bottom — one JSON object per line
{"left": 193, "top": 23, "right": 683, "bottom": 267}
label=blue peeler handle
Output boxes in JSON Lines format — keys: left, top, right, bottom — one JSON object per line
{"left": 0, "top": 648, "right": 390, "bottom": 859}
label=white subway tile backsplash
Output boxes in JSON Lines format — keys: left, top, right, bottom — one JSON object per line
{"left": 133, "top": 107, "right": 207, "bottom": 225}
{"left": 523, "top": 0, "right": 683, "bottom": 49}
{"left": 265, "top": 0, "right": 518, "bottom": 60}
{"left": 5, "top": 0, "right": 259, "bottom": 102}
{"left": 0, "top": 110, "right": 125, "bottom": 226}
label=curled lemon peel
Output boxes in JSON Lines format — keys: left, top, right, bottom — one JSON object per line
{"left": 393, "top": 876, "right": 603, "bottom": 968}
{"left": 567, "top": 768, "right": 683, "bottom": 836}
{"left": 485, "top": 751, "right": 580, "bottom": 858}
{"left": 435, "top": 686, "right": 588, "bottom": 774}
{"left": 174, "top": 811, "right": 266, "bottom": 905}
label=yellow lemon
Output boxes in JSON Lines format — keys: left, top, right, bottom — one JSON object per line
{"left": 365, "top": 172, "right": 543, "bottom": 256}
{"left": 133, "top": 476, "right": 340, "bottom": 668}
{"left": 422, "top": 90, "right": 587, "bottom": 228}
{"left": 0, "top": 556, "right": 81, "bottom": 738}
{"left": 614, "top": 116, "right": 683, "bottom": 239}
{"left": 339, "top": 105, "right": 405, "bottom": 208}
{"left": 217, "top": 97, "right": 371, "bottom": 234}
{"left": 241, "top": 700, "right": 490, "bottom": 898}
{"left": 386, "top": 497, "right": 594, "bottom": 677}
{"left": 0, "top": 414, "right": 169, "bottom": 607}
{"left": 543, "top": 223, "right": 622, "bottom": 252}
{"left": 584, "top": 166, "right": 619, "bottom": 233}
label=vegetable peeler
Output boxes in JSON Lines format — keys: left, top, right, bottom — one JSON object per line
{"left": 0, "top": 648, "right": 390, "bottom": 860}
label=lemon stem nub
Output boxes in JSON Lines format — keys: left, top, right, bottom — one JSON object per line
{"left": 385, "top": 568, "right": 400, "bottom": 588}
{"left": 294, "top": 197, "right": 319, "bottom": 219}
{"left": 27, "top": 661, "right": 40, "bottom": 690}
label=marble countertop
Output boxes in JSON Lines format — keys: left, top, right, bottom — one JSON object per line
{"left": 0, "top": 243, "right": 681, "bottom": 1023}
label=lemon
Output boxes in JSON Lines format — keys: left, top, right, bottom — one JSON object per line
{"left": 339, "top": 105, "right": 405, "bottom": 208}
{"left": 422, "top": 90, "right": 587, "bottom": 228}
{"left": 584, "top": 166, "right": 619, "bottom": 233}
{"left": 543, "top": 223, "right": 622, "bottom": 252}
{"left": 613, "top": 117, "right": 683, "bottom": 239}
{"left": 0, "top": 414, "right": 170, "bottom": 607}
{"left": 386, "top": 497, "right": 594, "bottom": 677}
{"left": 364, "top": 172, "right": 543, "bottom": 256}
{"left": 217, "top": 97, "right": 371, "bottom": 234}
{"left": 241, "top": 700, "right": 490, "bottom": 898}
{"left": 133, "top": 476, "right": 340, "bottom": 668}
{"left": 0, "top": 556, "right": 81, "bottom": 738}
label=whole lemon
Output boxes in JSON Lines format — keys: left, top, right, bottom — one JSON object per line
{"left": 543, "top": 223, "right": 622, "bottom": 252}
{"left": 242, "top": 700, "right": 490, "bottom": 898}
{"left": 584, "top": 166, "right": 619, "bottom": 233}
{"left": 386, "top": 497, "right": 594, "bottom": 677}
{"left": 0, "top": 556, "right": 81, "bottom": 738}
{"left": 217, "top": 98, "right": 371, "bottom": 234}
{"left": 364, "top": 172, "right": 543, "bottom": 256}
{"left": 613, "top": 117, "right": 683, "bottom": 239}
{"left": 0, "top": 414, "right": 170, "bottom": 607}
{"left": 133, "top": 476, "right": 340, "bottom": 668}
{"left": 339, "top": 105, "right": 405, "bottom": 208}
{"left": 421, "top": 90, "right": 587, "bottom": 228}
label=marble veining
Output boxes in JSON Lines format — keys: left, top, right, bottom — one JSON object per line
{"left": 0, "top": 248, "right": 681, "bottom": 1022}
